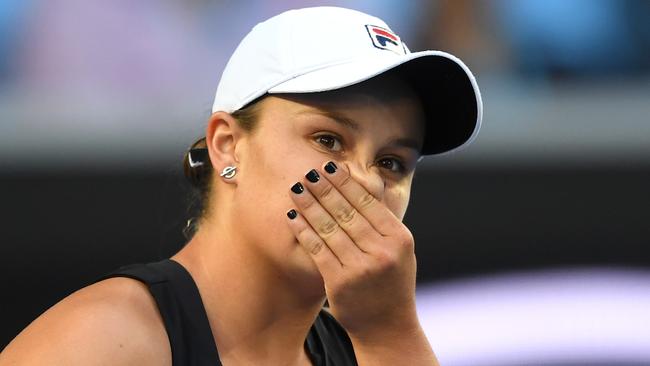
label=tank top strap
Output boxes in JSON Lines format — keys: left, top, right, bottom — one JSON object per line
{"left": 94, "top": 259, "right": 221, "bottom": 366}
{"left": 307, "top": 309, "right": 358, "bottom": 366}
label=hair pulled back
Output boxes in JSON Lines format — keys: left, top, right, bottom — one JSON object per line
{"left": 181, "top": 100, "right": 263, "bottom": 238}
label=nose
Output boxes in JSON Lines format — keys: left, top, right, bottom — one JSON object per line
{"left": 345, "top": 162, "right": 385, "bottom": 203}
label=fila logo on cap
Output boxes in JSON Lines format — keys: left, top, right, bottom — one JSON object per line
{"left": 365, "top": 25, "right": 406, "bottom": 55}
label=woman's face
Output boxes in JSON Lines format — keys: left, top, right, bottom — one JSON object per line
{"left": 232, "top": 78, "right": 425, "bottom": 289}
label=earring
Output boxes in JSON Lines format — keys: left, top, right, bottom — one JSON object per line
{"left": 220, "top": 166, "right": 237, "bottom": 179}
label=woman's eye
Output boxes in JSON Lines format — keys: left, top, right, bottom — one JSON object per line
{"left": 315, "top": 135, "right": 343, "bottom": 151}
{"left": 378, "top": 157, "right": 406, "bottom": 173}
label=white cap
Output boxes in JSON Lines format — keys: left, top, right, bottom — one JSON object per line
{"left": 212, "top": 6, "right": 483, "bottom": 155}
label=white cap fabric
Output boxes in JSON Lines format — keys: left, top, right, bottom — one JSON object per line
{"left": 212, "top": 6, "right": 482, "bottom": 156}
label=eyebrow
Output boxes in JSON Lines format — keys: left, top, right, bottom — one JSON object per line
{"left": 306, "top": 109, "right": 360, "bottom": 131}
{"left": 298, "top": 109, "right": 422, "bottom": 153}
{"left": 386, "top": 137, "right": 422, "bottom": 153}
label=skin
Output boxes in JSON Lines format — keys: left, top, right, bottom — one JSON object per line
{"left": 0, "top": 76, "right": 439, "bottom": 365}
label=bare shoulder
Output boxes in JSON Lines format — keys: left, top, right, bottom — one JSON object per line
{"left": 0, "top": 277, "right": 171, "bottom": 366}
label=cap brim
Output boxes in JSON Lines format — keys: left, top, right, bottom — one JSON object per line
{"left": 268, "top": 51, "right": 482, "bottom": 156}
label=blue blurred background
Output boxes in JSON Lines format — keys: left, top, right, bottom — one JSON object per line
{"left": 2, "top": 1, "right": 649, "bottom": 365}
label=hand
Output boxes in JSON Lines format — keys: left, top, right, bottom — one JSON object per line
{"left": 285, "top": 161, "right": 419, "bottom": 338}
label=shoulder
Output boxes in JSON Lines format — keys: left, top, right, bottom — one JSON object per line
{"left": 0, "top": 277, "right": 171, "bottom": 366}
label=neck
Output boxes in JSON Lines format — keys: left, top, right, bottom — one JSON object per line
{"left": 171, "top": 216, "right": 325, "bottom": 365}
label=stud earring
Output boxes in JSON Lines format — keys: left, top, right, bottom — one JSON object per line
{"left": 220, "top": 166, "right": 237, "bottom": 179}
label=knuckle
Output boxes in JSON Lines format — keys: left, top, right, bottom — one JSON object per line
{"left": 317, "top": 219, "right": 339, "bottom": 238}
{"left": 357, "top": 264, "right": 375, "bottom": 280}
{"left": 318, "top": 183, "right": 334, "bottom": 201}
{"left": 338, "top": 173, "right": 353, "bottom": 188}
{"left": 307, "top": 239, "right": 324, "bottom": 255}
{"left": 357, "top": 192, "right": 376, "bottom": 209}
{"left": 300, "top": 196, "right": 317, "bottom": 210}
{"left": 375, "top": 250, "right": 398, "bottom": 271}
{"left": 399, "top": 230, "right": 415, "bottom": 248}
{"left": 296, "top": 227, "right": 312, "bottom": 242}
{"left": 336, "top": 206, "right": 357, "bottom": 226}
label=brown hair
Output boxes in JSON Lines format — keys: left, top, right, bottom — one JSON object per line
{"left": 181, "top": 99, "right": 264, "bottom": 238}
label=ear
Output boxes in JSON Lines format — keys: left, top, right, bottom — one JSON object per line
{"left": 205, "top": 111, "right": 244, "bottom": 183}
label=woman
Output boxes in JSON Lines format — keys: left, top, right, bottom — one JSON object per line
{"left": 0, "top": 6, "right": 481, "bottom": 366}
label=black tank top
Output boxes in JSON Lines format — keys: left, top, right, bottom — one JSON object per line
{"left": 94, "top": 259, "right": 358, "bottom": 366}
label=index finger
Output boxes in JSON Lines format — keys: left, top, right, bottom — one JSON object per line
{"left": 319, "top": 161, "right": 401, "bottom": 236}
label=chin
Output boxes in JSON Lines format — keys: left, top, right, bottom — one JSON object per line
{"left": 284, "top": 245, "right": 326, "bottom": 298}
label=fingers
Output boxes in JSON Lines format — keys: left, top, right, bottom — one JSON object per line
{"left": 288, "top": 181, "right": 362, "bottom": 266}
{"left": 299, "top": 167, "right": 378, "bottom": 253}
{"left": 285, "top": 208, "right": 342, "bottom": 274}
{"left": 317, "top": 161, "right": 401, "bottom": 237}
{"left": 286, "top": 160, "right": 407, "bottom": 272}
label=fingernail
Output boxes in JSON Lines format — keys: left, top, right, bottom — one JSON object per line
{"left": 324, "top": 161, "right": 337, "bottom": 174}
{"left": 291, "top": 182, "right": 304, "bottom": 194}
{"left": 287, "top": 209, "right": 298, "bottom": 219}
{"left": 305, "top": 169, "right": 320, "bottom": 183}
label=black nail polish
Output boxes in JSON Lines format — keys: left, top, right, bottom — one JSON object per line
{"left": 325, "top": 161, "right": 337, "bottom": 174}
{"left": 287, "top": 209, "right": 298, "bottom": 219}
{"left": 291, "top": 182, "right": 304, "bottom": 194}
{"left": 305, "top": 169, "right": 320, "bottom": 183}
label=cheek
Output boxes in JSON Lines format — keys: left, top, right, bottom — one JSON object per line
{"left": 385, "top": 183, "right": 412, "bottom": 220}
{"left": 237, "top": 137, "right": 319, "bottom": 235}
{"left": 241, "top": 145, "right": 291, "bottom": 213}
{"left": 247, "top": 130, "right": 325, "bottom": 188}
{"left": 235, "top": 172, "right": 294, "bottom": 258}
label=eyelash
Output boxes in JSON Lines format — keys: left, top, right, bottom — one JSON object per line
{"left": 313, "top": 134, "right": 407, "bottom": 174}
